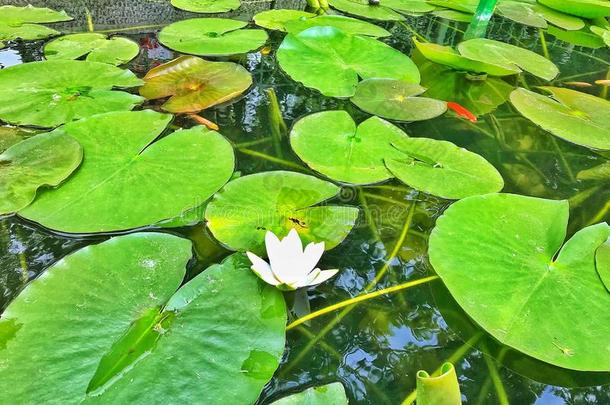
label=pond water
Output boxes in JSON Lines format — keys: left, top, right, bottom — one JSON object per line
{"left": 1, "top": 0, "right": 609, "bottom": 404}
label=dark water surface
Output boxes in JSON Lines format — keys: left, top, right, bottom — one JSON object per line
{"left": 1, "top": 1, "right": 610, "bottom": 404}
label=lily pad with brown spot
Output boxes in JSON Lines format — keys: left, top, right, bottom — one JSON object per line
{"left": 139, "top": 55, "right": 252, "bottom": 114}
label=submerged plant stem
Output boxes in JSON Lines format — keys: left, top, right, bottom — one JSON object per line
{"left": 85, "top": 8, "right": 94, "bottom": 32}
{"left": 480, "top": 345, "right": 510, "bottom": 405}
{"left": 400, "top": 332, "right": 484, "bottom": 405}
{"left": 538, "top": 29, "right": 550, "bottom": 60}
{"left": 286, "top": 275, "right": 438, "bottom": 330}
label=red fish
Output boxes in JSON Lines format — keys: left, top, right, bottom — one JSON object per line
{"left": 446, "top": 101, "right": 477, "bottom": 123}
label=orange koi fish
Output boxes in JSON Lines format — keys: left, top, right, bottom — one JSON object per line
{"left": 446, "top": 101, "right": 477, "bottom": 123}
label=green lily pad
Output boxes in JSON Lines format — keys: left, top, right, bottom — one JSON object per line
{"left": 0, "top": 233, "right": 287, "bottom": 404}
{"left": 416, "top": 363, "right": 462, "bottom": 405}
{"left": 44, "top": 33, "right": 140, "bottom": 65}
{"left": 277, "top": 26, "right": 420, "bottom": 98}
{"left": 414, "top": 53, "right": 513, "bottom": 116}
{"left": 253, "top": 9, "right": 316, "bottom": 31}
{"left": 290, "top": 111, "right": 410, "bottom": 184}
{"left": 271, "top": 383, "right": 348, "bottom": 405}
{"left": 596, "top": 240, "right": 610, "bottom": 292}
{"left": 457, "top": 38, "right": 559, "bottom": 80}
{"left": 509, "top": 87, "right": 610, "bottom": 150}
{"left": 0, "top": 126, "right": 37, "bottom": 153}
{"left": 139, "top": 55, "right": 252, "bottom": 114}
{"left": 413, "top": 38, "right": 521, "bottom": 77}
{"left": 385, "top": 137, "right": 504, "bottom": 199}
{"left": 20, "top": 110, "right": 235, "bottom": 233}
{"left": 497, "top": 1, "right": 548, "bottom": 28}
{"left": 205, "top": 171, "right": 359, "bottom": 255}
{"left": 351, "top": 78, "right": 447, "bottom": 121}
{"left": 591, "top": 25, "right": 610, "bottom": 47}
{"left": 429, "top": 193, "right": 610, "bottom": 371}
{"left": 427, "top": 0, "right": 477, "bottom": 13}
{"left": 547, "top": 25, "right": 606, "bottom": 48}
{"left": 0, "top": 60, "right": 143, "bottom": 128}
{"left": 533, "top": 3, "right": 585, "bottom": 31}
{"left": 284, "top": 15, "right": 391, "bottom": 37}
{"left": 539, "top": 0, "right": 610, "bottom": 19}
{"left": 0, "top": 132, "right": 82, "bottom": 215}
{"left": 329, "top": 0, "right": 434, "bottom": 20}
{"left": 0, "top": 5, "right": 72, "bottom": 44}
{"left": 159, "top": 18, "right": 268, "bottom": 57}
{"left": 432, "top": 9, "right": 473, "bottom": 22}
{"left": 171, "top": 0, "right": 241, "bottom": 13}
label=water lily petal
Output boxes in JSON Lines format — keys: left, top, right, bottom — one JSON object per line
{"left": 268, "top": 229, "right": 308, "bottom": 284}
{"left": 300, "top": 241, "right": 325, "bottom": 275}
{"left": 305, "top": 268, "right": 339, "bottom": 287}
{"left": 283, "top": 228, "right": 304, "bottom": 254}
{"left": 246, "top": 251, "right": 280, "bottom": 286}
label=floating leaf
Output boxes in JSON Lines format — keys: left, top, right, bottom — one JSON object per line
{"left": 509, "top": 87, "right": 610, "bottom": 150}
{"left": 432, "top": 9, "right": 473, "bottom": 22}
{"left": 0, "top": 126, "right": 37, "bottom": 153}
{"left": 0, "top": 132, "right": 82, "bottom": 215}
{"left": 597, "top": 240, "right": 610, "bottom": 292}
{"left": 547, "top": 25, "right": 605, "bottom": 48}
{"left": 497, "top": 1, "right": 548, "bottom": 28}
{"left": 271, "top": 383, "right": 349, "bottom": 405}
{"left": 159, "top": 18, "right": 268, "bottom": 57}
{"left": 429, "top": 193, "right": 610, "bottom": 371}
{"left": 328, "top": 0, "right": 434, "bottom": 20}
{"left": 414, "top": 53, "right": 513, "bottom": 116}
{"left": 44, "top": 33, "right": 140, "bottom": 65}
{"left": 0, "top": 233, "right": 287, "bottom": 404}
{"left": 170, "top": 0, "right": 240, "bottom": 13}
{"left": 0, "top": 60, "right": 143, "bottom": 128}
{"left": 533, "top": 3, "right": 585, "bottom": 31}
{"left": 253, "top": 9, "right": 316, "bottom": 31}
{"left": 20, "top": 110, "right": 235, "bottom": 233}
{"left": 351, "top": 78, "right": 447, "bottom": 121}
{"left": 591, "top": 25, "right": 610, "bottom": 47}
{"left": 427, "top": 0, "right": 476, "bottom": 13}
{"left": 205, "top": 171, "right": 359, "bottom": 255}
{"left": 386, "top": 137, "right": 504, "bottom": 199}
{"left": 413, "top": 38, "right": 521, "bottom": 77}
{"left": 458, "top": 38, "right": 559, "bottom": 80}
{"left": 0, "top": 5, "right": 72, "bottom": 44}
{"left": 284, "top": 14, "right": 391, "bottom": 37}
{"left": 538, "top": 0, "right": 610, "bottom": 19}
{"left": 416, "top": 363, "right": 462, "bottom": 405}
{"left": 290, "top": 111, "right": 409, "bottom": 184}
{"left": 140, "top": 55, "right": 252, "bottom": 114}
{"left": 277, "top": 26, "right": 420, "bottom": 97}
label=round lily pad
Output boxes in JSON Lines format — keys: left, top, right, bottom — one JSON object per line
{"left": 290, "top": 111, "right": 410, "bottom": 184}
{"left": 509, "top": 87, "right": 610, "bottom": 150}
{"left": 547, "top": 25, "right": 606, "bottom": 48}
{"left": 0, "top": 126, "right": 37, "bottom": 153}
{"left": 429, "top": 193, "right": 610, "bottom": 371}
{"left": 0, "top": 233, "right": 287, "bottom": 404}
{"left": 139, "top": 55, "right": 252, "bottom": 113}
{"left": 533, "top": 3, "right": 585, "bottom": 31}
{"left": 171, "top": 0, "right": 241, "bottom": 13}
{"left": 413, "top": 38, "right": 521, "bottom": 77}
{"left": 457, "top": 38, "right": 559, "bottom": 81}
{"left": 253, "top": 9, "right": 316, "bottom": 31}
{"left": 328, "top": 0, "right": 434, "bottom": 20}
{"left": 271, "top": 383, "right": 348, "bottom": 405}
{"left": 432, "top": 9, "right": 473, "bottom": 22}
{"left": 284, "top": 15, "right": 391, "bottom": 37}
{"left": 277, "top": 26, "right": 420, "bottom": 98}
{"left": 20, "top": 110, "right": 235, "bottom": 233}
{"left": 428, "top": 0, "right": 476, "bottom": 13}
{"left": 590, "top": 25, "right": 610, "bottom": 47}
{"left": 159, "top": 18, "right": 268, "bottom": 57}
{"left": 44, "top": 33, "right": 140, "bottom": 65}
{"left": 351, "top": 78, "right": 447, "bottom": 122}
{"left": 539, "top": 0, "right": 610, "bottom": 19}
{"left": 0, "top": 60, "right": 143, "bottom": 128}
{"left": 385, "top": 137, "right": 504, "bottom": 199}
{"left": 0, "top": 132, "right": 82, "bottom": 215}
{"left": 0, "top": 5, "right": 72, "bottom": 44}
{"left": 205, "top": 171, "right": 359, "bottom": 255}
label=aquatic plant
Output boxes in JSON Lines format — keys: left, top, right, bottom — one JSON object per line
{"left": 0, "top": 233, "right": 286, "bottom": 403}
{"left": 328, "top": 0, "right": 435, "bottom": 21}
{"left": 270, "top": 382, "right": 348, "bottom": 404}
{"left": 44, "top": 33, "right": 140, "bottom": 65}
{"left": 170, "top": 0, "right": 241, "bottom": 13}
{"left": 415, "top": 362, "right": 462, "bottom": 405}
{"left": 0, "top": 5, "right": 71, "bottom": 48}
{"left": 19, "top": 111, "right": 235, "bottom": 233}
{"left": 247, "top": 229, "right": 339, "bottom": 290}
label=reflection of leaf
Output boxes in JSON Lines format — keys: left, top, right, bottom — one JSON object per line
{"left": 429, "top": 193, "right": 610, "bottom": 371}
{"left": 140, "top": 55, "right": 252, "bottom": 113}
{"left": 577, "top": 161, "right": 610, "bottom": 181}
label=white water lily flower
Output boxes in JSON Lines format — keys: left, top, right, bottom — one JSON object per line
{"left": 246, "top": 229, "right": 338, "bottom": 291}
